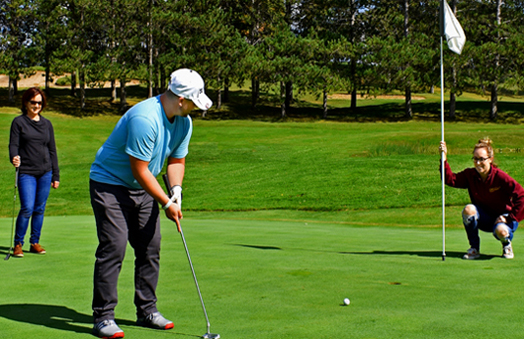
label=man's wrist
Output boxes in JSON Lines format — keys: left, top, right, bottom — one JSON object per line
{"left": 162, "top": 199, "right": 173, "bottom": 210}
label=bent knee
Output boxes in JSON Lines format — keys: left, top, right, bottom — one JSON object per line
{"left": 495, "top": 224, "right": 510, "bottom": 239}
{"left": 462, "top": 204, "right": 477, "bottom": 217}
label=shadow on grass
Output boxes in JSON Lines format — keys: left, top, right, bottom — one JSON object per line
{"left": 340, "top": 250, "right": 499, "bottom": 260}
{"left": 233, "top": 244, "right": 282, "bottom": 250}
{"left": 0, "top": 303, "right": 205, "bottom": 338}
{"left": 0, "top": 245, "right": 12, "bottom": 256}
{"left": 0, "top": 303, "right": 134, "bottom": 334}
{"left": 3, "top": 86, "right": 524, "bottom": 123}
{"left": 232, "top": 243, "right": 499, "bottom": 260}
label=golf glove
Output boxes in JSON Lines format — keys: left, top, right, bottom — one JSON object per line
{"left": 170, "top": 185, "right": 182, "bottom": 208}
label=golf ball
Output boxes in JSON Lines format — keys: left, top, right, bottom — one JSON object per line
{"left": 344, "top": 298, "right": 350, "bottom": 305}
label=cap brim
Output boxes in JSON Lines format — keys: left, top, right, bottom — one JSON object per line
{"left": 192, "top": 93, "right": 213, "bottom": 111}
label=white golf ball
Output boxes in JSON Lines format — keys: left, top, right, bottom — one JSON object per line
{"left": 343, "top": 298, "right": 350, "bottom": 305}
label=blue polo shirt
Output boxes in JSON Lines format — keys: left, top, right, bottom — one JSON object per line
{"left": 90, "top": 95, "right": 192, "bottom": 189}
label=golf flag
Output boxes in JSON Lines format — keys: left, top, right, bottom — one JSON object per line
{"left": 439, "top": 0, "right": 466, "bottom": 260}
{"left": 441, "top": 0, "right": 466, "bottom": 54}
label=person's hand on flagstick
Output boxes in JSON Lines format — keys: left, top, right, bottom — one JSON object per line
{"left": 439, "top": 141, "right": 448, "bottom": 161}
{"left": 495, "top": 215, "right": 507, "bottom": 224}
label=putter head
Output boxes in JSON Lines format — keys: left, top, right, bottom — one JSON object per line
{"left": 203, "top": 333, "right": 220, "bottom": 339}
{"left": 4, "top": 247, "right": 13, "bottom": 261}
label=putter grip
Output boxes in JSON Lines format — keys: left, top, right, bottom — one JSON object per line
{"left": 162, "top": 174, "right": 172, "bottom": 198}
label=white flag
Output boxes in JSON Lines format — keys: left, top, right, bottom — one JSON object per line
{"left": 443, "top": 0, "right": 466, "bottom": 54}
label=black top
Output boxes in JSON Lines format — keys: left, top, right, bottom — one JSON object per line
{"left": 9, "top": 114, "right": 60, "bottom": 182}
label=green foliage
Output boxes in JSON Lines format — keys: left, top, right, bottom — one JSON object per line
{"left": 54, "top": 76, "right": 71, "bottom": 86}
{"left": 4, "top": 0, "right": 524, "bottom": 118}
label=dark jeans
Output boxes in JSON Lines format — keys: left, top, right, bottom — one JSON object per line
{"left": 15, "top": 171, "right": 52, "bottom": 246}
{"left": 90, "top": 180, "right": 162, "bottom": 323}
{"left": 463, "top": 204, "right": 518, "bottom": 251}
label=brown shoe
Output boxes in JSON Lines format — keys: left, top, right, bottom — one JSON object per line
{"left": 30, "top": 243, "right": 46, "bottom": 254}
{"left": 13, "top": 243, "right": 24, "bottom": 257}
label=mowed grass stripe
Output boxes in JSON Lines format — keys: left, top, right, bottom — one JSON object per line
{"left": 2, "top": 111, "right": 524, "bottom": 220}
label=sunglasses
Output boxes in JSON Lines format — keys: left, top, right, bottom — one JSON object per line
{"left": 472, "top": 157, "right": 490, "bottom": 163}
{"left": 29, "top": 100, "right": 43, "bottom": 106}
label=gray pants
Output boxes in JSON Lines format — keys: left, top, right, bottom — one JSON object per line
{"left": 90, "top": 180, "right": 161, "bottom": 323}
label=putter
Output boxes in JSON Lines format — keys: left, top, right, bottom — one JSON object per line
{"left": 5, "top": 167, "right": 19, "bottom": 261}
{"left": 163, "top": 174, "right": 220, "bottom": 339}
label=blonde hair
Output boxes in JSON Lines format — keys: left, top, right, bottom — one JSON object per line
{"left": 474, "top": 138, "right": 496, "bottom": 166}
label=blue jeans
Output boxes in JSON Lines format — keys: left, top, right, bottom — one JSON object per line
{"left": 462, "top": 204, "right": 518, "bottom": 251}
{"left": 14, "top": 171, "right": 52, "bottom": 246}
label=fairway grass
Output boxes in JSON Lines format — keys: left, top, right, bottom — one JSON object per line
{"left": 1, "top": 215, "right": 524, "bottom": 339}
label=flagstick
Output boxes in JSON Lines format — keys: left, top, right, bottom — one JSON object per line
{"left": 440, "top": 35, "right": 446, "bottom": 262}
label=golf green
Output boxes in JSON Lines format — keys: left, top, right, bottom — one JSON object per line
{"left": 1, "top": 214, "right": 523, "bottom": 338}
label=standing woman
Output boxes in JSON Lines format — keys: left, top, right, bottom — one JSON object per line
{"left": 9, "top": 87, "right": 60, "bottom": 258}
{"left": 440, "top": 138, "right": 524, "bottom": 259}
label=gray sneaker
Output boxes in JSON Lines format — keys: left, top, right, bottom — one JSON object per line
{"left": 136, "top": 312, "right": 174, "bottom": 330}
{"left": 92, "top": 320, "right": 124, "bottom": 338}
{"left": 503, "top": 241, "right": 514, "bottom": 259}
{"left": 463, "top": 248, "right": 480, "bottom": 260}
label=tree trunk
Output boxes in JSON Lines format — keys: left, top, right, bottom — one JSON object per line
{"left": 449, "top": 0, "right": 457, "bottom": 119}
{"left": 120, "top": 77, "right": 128, "bottom": 114}
{"left": 251, "top": 77, "right": 259, "bottom": 108}
{"left": 285, "top": 81, "right": 292, "bottom": 113}
{"left": 8, "top": 76, "right": 15, "bottom": 105}
{"left": 491, "top": 0, "right": 502, "bottom": 120}
{"left": 449, "top": 64, "right": 457, "bottom": 119}
{"left": 224, "top": 77, "right": 230, "bottom": 103}
{"left": 350, "top": 88, "right": 357, "bottom": 110}
{"left": 147, "top": 0, "right": 153, "bottom": 98}
{"left": 71, "top": 71, "right": 77, "bottom": 97}
{"left": 280, "top": 81, "right": 286, "bottom": 118}
{"left": 404, "top": 0, "right": 409, "bottom": 38}
{"left": 79, "top": 69, "right": 86, "bottom": 110}
{"left": 45, "top": 68, "right": 51, "bottom": 94}
{"left": 405, "top": 87, "right": 412, "bottom": 119}
{"left": 323, "top": 88, "right": 328, "bottom": 119}
{"left": 111, "top": 80, "right": 117, "bottom": 102}
{"left": 45, "top": 43, "right": 51, "bottom": 95}
{"left": 403, "top": 0, "right": 412, "bottom": 119}
{"left": 490, "top": 82, "right": 498, "bottom": 120}
{"left": 349, "top": 1, "right": 357, "bottom": 110}
{"left": 217, "top": 76, "right": 222, "bottom": 110}
{"left": 449, "top": 92, "right": 456, "bottom": 119}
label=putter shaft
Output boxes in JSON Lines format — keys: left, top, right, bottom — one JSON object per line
{"left": 5, "top": 168, "right": 19, "bottom": 261}
{"left": 162, "top": 174, "right": 219, "bottom": 338}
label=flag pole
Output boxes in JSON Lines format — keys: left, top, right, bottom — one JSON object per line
{"left": 440, "top": 0, "right": 465, "bottom": 261}
{"left": 440, "top": 0, "right": 446, "bottom": 261}
{"left": 440, "top": 35, "right": 446, "bottom": 261}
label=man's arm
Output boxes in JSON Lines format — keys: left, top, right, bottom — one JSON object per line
{"left": 166, "top": 157, "right": 185, "bottom": 187}
{"left": 129, "top": 155, "right": 183, "bottom": 228}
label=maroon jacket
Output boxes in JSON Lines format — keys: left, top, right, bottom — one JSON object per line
{"left": 442, "top": 161, "right": 524, "bottom": 222}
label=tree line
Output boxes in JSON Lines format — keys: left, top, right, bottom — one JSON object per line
{"left": 1, "top": 0, "right": 523, "bottom": 119}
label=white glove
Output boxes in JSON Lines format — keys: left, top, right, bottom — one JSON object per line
{"left": 170, "top": 185, "right": 182, "bottom": 208}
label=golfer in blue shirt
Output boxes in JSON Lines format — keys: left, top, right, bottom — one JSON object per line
{"left": 89, "top": 69, "right": 212, "bottom": 339}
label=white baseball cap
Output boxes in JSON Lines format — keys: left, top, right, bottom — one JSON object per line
{"left": 168, "top": 68, "right": 213, "bottom": 111}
